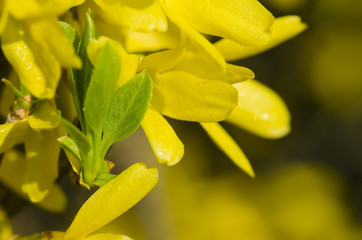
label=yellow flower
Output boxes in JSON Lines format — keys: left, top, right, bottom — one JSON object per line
{"left": 76, "top": 0, "right": 306, "bottom": 176}
{"left": 0, "top": 0, "right": 82, "bottom": 99}
{"left": 0, "top": 99, "right": 66, "bottom": 209}
{"left": 21, "top": 163, "right": 158, "bottom": 240}
{"left": 0, "top": 205, "right": 12, "bottom": 240}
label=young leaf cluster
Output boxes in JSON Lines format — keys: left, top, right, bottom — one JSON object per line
{"left": 59, "top": 13, "right": 152, "bottom": 188}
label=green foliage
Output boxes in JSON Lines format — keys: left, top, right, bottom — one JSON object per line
{"left": 59, "top": 12, "right": 152, "bottom": 188}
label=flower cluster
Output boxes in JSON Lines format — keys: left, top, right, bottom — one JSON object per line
{"left": 0, "top": 0, "right": 305, "bottom": 238}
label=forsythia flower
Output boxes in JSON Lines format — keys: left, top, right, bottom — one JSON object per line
{"left": 0, "top": 99, "right": 66, "bottom": 208}
{"left": 16, "top": 163, "right": 158, "bottom": 240}
{"left": 0, "top": 0, "right": 82, "bottom": 99}
{"left": 68, "top": 0, "right": 307, "bottom": 176}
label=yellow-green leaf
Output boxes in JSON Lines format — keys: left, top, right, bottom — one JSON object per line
{"left": 227, "top": 80, "right": 291, "bottom": 139}
{"left": 88, "top": 37, "right": 139, "bottom": 88}
{"left": 28, "top": 100, "right": 61, "bottom": 132}
{"left": 0, "top": 119, "right": 29, "bottom": 154}
{"left": 141, "top": 108, "right": 184, "bottom": 166}
{"left": 152, "top": 71, "right": 238, "bottom": 122}
{"left": 215, "top": 15, "right": 307, "bottom": 61}
{"left": 200, "top": 122, "right": 254, "bottom": 177}
{"left": 65, "top": 163, "right": 158, "bottom": 240}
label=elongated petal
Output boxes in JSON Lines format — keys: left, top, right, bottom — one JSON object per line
{"left": 152, "top": 71, "right": 238, "bottom": 122}
{"left": 141, "top": 108, "right": 184, "bottom": 166}
{"left": 94, "top": 0, "right": 167, "bottom": 32}
{"left": 65, "top": 163, "right": 158, "bottom": 240}
{"left": 29, "top": 17, "right": 81, "bottom": 68}
{"left": 1, "top": 18, "right": 58, "bottom": 99}
{"left": 122, "top": 24, "right": 179, "bottom": 53}
{"left": 160, "top": 5, "right": 226, "bottom": 71}
{"left": 161, "top": 0, "right": 274, "bottom": 46}
{"left": 0, "top": 0, "right": 9, "bottom": 36}
{"left": 0, "top": 206, "right": 12, "bottom": 240}
{"left": 0, "top": 149, "right": 67, "bottom": 213}
{"left": 227, "top": 80, "right": 290, "bottom": 139}
{"left": 215, "top": 15, "right": 307, "bottom": 61}
{"left": 88, "top": 36, "right": 140, "bottom": 87}
{"left": 138, "top": 34, "right": 186, "bottom": 74}
{"left": 171, "top": 52, "right": 254, "bottom": 83}
{"left": 8, "top": 0, "right": 85, "bottom": 19}
{"left": 86, "top": 233, "right": 133, "bottom": 240}
{"left": 28, "top": 100, "right": 61, "bottom": 131}
{"left": 0, "top": 119, "right": 29, "bottom": 154}
{"left": 22, "top": 129, "right": 60, "bottom": 202}
{"left": 200, "top": 122, "right": 254, "bottom": 177}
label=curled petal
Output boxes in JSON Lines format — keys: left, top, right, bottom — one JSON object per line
{"left": 200, "top": 122, "right": 254, "bottom": 177}
{"left": 29, "top": 17, "right": 81, "bottom": 68}
{"left": 28, "top": 100, "right": 61, "bottom": 131}
{"left": 152, "top": 71, "right": 238, "bottom": 122}
{"left": 8, "top": 0, "right": 85, "bottom": 19}
{"left": 215, "top": 15, "right": 307, "bottom": 61}
{"left": 142, "top": 108, "right": 184, "bottom": 166}
{"left": 94, "top": 0, "right": 167, "bottom": 32}
{"left": 1, "top": 18, "right": 58, "bottom": 99}
{"left": 22, "top": 128, "right": 60, "bottom": 202}
{"left": 65, "top": 163, "right": 158, "bottom": 240}
{"left": 88, "top": 36, "right": 140, "bottom": 87}
{"left": 0, "top": 119, "right": 29, "bottom": 154}
{"left": 161, "top": 0, "right": 274, "bottom": 46}
{"left": 227, "top": 80, "right": 291, "bottom": 139}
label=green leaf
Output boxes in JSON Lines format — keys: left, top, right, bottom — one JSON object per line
{"left": 57, "top": 136, "right": 82, "bottom": 166}
{"left": 75, "top": 11, "right": 99, "bottom": 131}
{"left": 83, "top": 43, "right": 121, "bottom": 139}
{"left": 59, "top": 117, "right": 91, "bottom": 158}
{"left": 59, "top": 21, "right": 78, "bottom": 48}
{"left": 101, "top": 71, "right": 152, "bottom": 157}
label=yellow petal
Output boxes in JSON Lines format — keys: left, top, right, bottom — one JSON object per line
{"left": 8, "top": 0, "right": 85, "bottom": 19}
{"left": 215, "top": 15, "right": 307, "bottom": 61}
{"left": 152, "top": 71, "right": 238, "bottom": 122}
{"left": 171, "top": 51, "right": 254, "bottom": 83}
{"left": 1, "top": 18, "right": 58, "bottom": 99}
{"left": 0, "top": 206, "right": 12, "bottom": 240}
{"left": 0, "top": 0, "right": 9, "bottom": 36}
{"left": 88, "top": 36, "right": 140, "bottom": 87}
{"left": 29, "top": 17, "right": 81, "bottom": 68}
{"left": 227, "top": 80, "right": 291, "bottom": 139}
{"left": 200, "top": 122, "right": 254, "bottom": 177}
{"left": 22, "top": 128, "right": 60, "bottom": 202}
{"left": 28, "top": 100, "right": 61, "bottom": 131}
{"left": 94, "top": 0, "right": 167, "bottom": 32}
{"left": 122, "top": 24, "right": 179, "bottom": 53}
{"left": 86, "top": 233, "right": 133, "bottom": 240}
{"left": 65, "top": 163, "right": 158, "bottom": 240}
{"left": 161, "top": 0, "right": 274, "bottom": 46}
{"left": 0, "top": 119, "right": 29, "bottom": 154}
{"left": 0, "top": 149, "right": 67, "bottom": 213}
{"left": 138, "top": 33, "right": 186, "bottom": 74}
{"left": 141, "top": 108, "right": 184, "bottom": 166}
{"left": 160, "top": 4, "right": 226, "bottom": 71}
